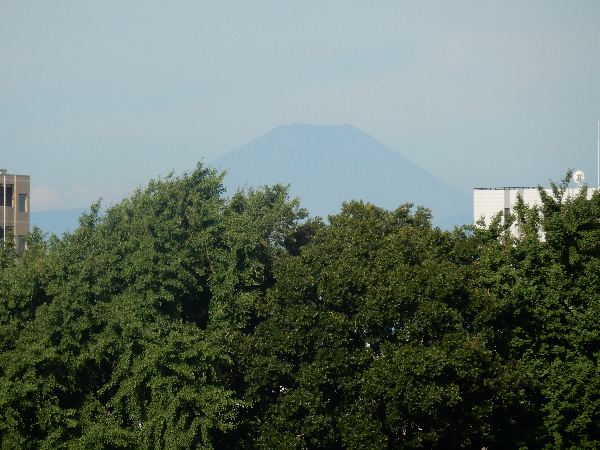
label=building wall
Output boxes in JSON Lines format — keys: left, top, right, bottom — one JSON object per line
{"left": 474, "top": 186, "right": 596, "bottom": 228}
{"left": 0, "top": 170, "right": 30, "bottom": 251}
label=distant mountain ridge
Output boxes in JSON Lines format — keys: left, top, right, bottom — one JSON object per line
{"left": 212, "top": 124, "right": 472, "bottom": 228}
{"left": 32, "top": 124, "right": 472, "bottom": 236}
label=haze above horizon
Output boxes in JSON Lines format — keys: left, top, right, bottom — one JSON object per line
{"left": 2, "top": 1, "right": 600, "bottom": 212}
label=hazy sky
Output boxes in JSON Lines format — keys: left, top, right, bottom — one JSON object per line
{"left": 2, "top": 1, "right": 600, "bottom": 211}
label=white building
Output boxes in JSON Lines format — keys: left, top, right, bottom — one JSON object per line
{"left": 474, "top": 185, "right": 596, "bottom": 229}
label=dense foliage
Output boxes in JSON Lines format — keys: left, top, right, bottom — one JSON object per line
{"left": 0, "top": 165, "right": 303, "bottom": 449}
{"left": 476, "top": 173, "right": 600, "bottom": 449}
{"left": 1, "top": 166, "right": 599, "bottom": 449}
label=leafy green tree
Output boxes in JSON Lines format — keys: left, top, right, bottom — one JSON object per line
{"left": 0, "top": 228, "right": 53, "bottom": 448}
{"left": 14, "top": 163, "right": 600, "bottom": 449}
{"left": 242, "top": 201, "right": 522, "bottom": 449}
{"left": 0, "top": 164, "right": 305, "bottom": 449}
{"left": 477, "top": 172, "right": 600, "bottom": 449}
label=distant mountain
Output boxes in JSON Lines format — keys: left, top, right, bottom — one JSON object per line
{"left": 31, "top": 125, "right": 472, "bottom": 237}
{"left": 211, "top": 124, "right": 472, "bottom": 228}
{"left": 31, "top": 208, "right": 87, "bottom": 237}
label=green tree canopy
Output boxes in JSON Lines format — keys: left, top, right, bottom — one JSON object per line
{"left": 241, "top": 201, "right": 522, "bottom": 449}
{"left": 476, "top": 172, "right": 600, "bottom": 449}
{"left": 4, "top": 165, "right": 600, "bottom": 449}
{"left": 0, "top": 164, "right": 305, "bottom": 449}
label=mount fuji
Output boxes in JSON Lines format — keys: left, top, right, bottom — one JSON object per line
{"left": 211, "top": 124, "right": 472, "bottom": 228}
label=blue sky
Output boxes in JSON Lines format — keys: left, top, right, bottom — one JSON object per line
{"left": 2, "top": 1, "right": 600, "bottom": 211}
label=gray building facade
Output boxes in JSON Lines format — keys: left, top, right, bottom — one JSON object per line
{"left": 1, "top": 169, "right": 30, "bottom": 251}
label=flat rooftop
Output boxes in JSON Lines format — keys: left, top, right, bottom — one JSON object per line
{"left": 474, "top": 187, "right": 538, "bottom": 190}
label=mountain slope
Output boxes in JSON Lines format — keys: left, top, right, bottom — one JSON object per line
{"left": 211, "top": 124, "right": 472, "bottom": 228}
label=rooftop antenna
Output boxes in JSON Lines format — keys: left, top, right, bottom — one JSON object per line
{"left": 574, "top": 170, "right": 585, "bottom": 188}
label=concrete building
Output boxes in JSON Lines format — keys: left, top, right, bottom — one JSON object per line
{"left": 1, "top": 169, "right": 30, "bottom": 252}
{"left": 474, "top": 185, "right": 596, "bottom": 233}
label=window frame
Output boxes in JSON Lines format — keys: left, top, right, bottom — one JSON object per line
{"left": 18, "top": 194, "right": 27, "bottom": 212}
{"left": 0, "top": 184, "right": 14, "bottom": 207}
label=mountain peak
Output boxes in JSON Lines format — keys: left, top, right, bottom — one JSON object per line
{"left": 212, "top": 124, "right": 472, "bottom": 228}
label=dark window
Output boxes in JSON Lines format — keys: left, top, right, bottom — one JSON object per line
{"left": 18, "top": 194, "right": 27, "bottom": 212}
{"left": 0, "top": 226, "right": 13, "bottom": 238}
{"left": 0, "top": 184, "right": 13, "bottom": 207}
